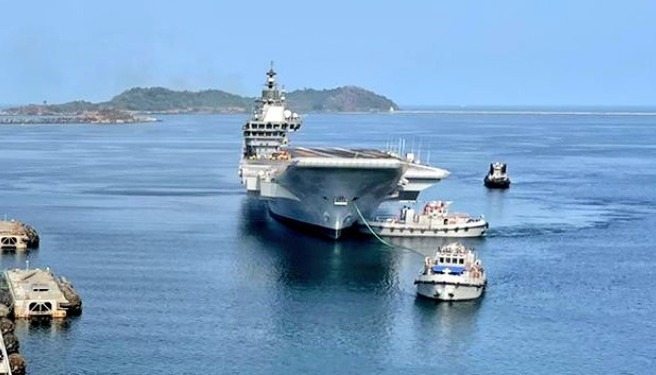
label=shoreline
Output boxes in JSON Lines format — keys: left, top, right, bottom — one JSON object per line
{"left": 0, "top": 116, "right": 158, "bottom": 125}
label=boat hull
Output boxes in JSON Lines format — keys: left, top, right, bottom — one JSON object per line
{"left": 415, "top": 278, "right": 486, "bottom": 301}
{"left": 360, "top": 220, "right": 488, "bottom": 238}
{"left": 484, "top": 177, "right": 511, "bottom": 189}
{"left": 267, "top": 164, "right": 405, "bottom": 239}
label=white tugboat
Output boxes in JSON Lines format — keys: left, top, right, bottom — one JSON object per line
{"left": 359, "top": 201, "right": 488, "bottom": 238}
{"left": 414, "top": 242, "right": 486, "bottom": 301}
{"left": 484, "top": 162, "right": 511, "bottom": 189}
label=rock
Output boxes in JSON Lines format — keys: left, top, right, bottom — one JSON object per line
{"left": 0, "top": 317, "right": 14, "bottom": 334}
{"left": 0, "top": 304, "right": 11, "bottom": 319}
{"left": 8, "top": 353, "right": 26, "bottom": 375}
{"left": 2, "top": 332, "right": 19, "bottom": 354}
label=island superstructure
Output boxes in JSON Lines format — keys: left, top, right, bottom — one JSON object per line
{"left": 238, "top": 65, "right": 449, "bottom": 239}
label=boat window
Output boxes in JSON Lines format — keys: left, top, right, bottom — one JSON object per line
{"left": 459, "top": 259, "right": 464, "bottom": 264}
{"left": 445, "top": 257, "right": 451, "bottom": 263}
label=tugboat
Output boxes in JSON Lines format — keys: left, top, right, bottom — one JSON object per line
{"left": 484, "top": 162, "right": 511, "bottom": 189}
{"left": 414, "top": 242, "right": 486, "bottom": 301}
{"left": 359, "top": 201, "right": 488, "bottom": 238}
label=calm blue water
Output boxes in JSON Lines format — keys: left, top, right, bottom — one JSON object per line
{"left": 1, "top": 112, "right": 655, "bottom": 374}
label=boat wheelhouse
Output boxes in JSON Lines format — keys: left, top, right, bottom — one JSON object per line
{"left": 484, "top": 162, "right": 511, "bottom": 189}
{"left": 414, "top": 242, "right": 487, "bottom": 301}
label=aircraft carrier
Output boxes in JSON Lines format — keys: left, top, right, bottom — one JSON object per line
{"left": 238, "top": 65, "right": 449, "bottom": 239}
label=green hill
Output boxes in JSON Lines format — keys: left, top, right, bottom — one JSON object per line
{"left": 6, "top": 86, "right": 399, "bottom": 115}
{"left": 287, "top": 86, "right": 398, "bottom": 112}
{"left": 105, "top": 87, "right": 251, "bottom": 113}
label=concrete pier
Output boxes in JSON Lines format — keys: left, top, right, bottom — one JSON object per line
{"left": 0, "top": 221, "right": 39, "bottom": 252}
{"left": 3, "top": 268, "right": 82, "bottom": 319}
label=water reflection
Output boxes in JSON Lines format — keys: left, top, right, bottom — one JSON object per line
{"left": 235, "top": 197, "right": 405, "bottom": 366}
{"left": 237, "top": 197, "right": 399, "bottom": 290}
{"left": 412, "top": 296, "right": 484, "bottom": 348}
{"left": 484, "top": 186, "right": 509, "bottom": 229}
{"left": 12, "top": 317, "right": 78, "bottom": 375}
{"left": 13, "top": 317, "right": 77, "bottom": 336}
{"left": 0, "top": 251, "right": 33, "bottom": 267}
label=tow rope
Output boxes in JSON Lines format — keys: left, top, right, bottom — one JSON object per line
{"left": 353, "top": 202, "right": 394, "bottom": 248}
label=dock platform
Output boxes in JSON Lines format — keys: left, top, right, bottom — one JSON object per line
{"left": 0, "top": 221, "right": 39, "bottom": 252}
{"left": 3, "top": 268, "right": 81, "bottom": 319}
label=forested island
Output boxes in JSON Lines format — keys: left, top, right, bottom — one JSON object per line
{"left": 2, "top": 86, "right": 399, "bottom": 118}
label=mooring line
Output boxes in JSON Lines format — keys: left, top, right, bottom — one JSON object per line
{"left": 353, "top": 202, "right": 429, "bottom": 258}
{"left": 353, "top": 202, "right": 394, "bottom": 248}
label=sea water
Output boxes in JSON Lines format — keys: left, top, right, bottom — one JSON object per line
{"left": 0, "top": 111, "right": 654, "bottom": 374}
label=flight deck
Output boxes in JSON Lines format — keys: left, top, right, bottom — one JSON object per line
{"left": 290, "top": 147, "right": 397, "bottom": 159}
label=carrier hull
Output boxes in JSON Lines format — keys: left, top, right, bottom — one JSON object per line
{"left": 266, "top": 163, "right": 405, "bottom": 239}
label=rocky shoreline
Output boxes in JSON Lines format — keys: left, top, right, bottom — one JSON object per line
{"left": 0, "top": 109, "right": 158, "bottom": 125}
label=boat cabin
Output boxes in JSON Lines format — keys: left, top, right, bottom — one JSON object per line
{"left": 488, "top": 162, "right": 507, "bottom": 178}
{"left": 425, "top": 243, "right": 477, "bottom": 275}
{"left": 485, "top": 162, "right": 511, "bottom": 188}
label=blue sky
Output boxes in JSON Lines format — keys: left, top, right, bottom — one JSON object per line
{"left": 0, "top": 0, "right": 654, "bottom": 106}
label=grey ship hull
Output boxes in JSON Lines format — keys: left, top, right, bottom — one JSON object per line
{"left": 266, "top": 163, "right": 405, "bottom": 239}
